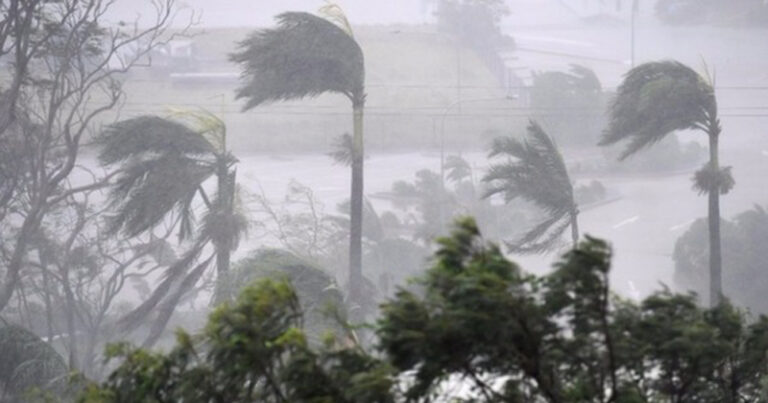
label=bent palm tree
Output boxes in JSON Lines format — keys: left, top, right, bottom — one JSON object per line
{"left": 97, "top": 111, "right": 248, "bottom": 345}
{"left": 230, "top": 10, "right": 367, "bottom": 306}
{"left": 483, "top": 120, "right": 579, "bottom": 253}
{"left": 600, "top": 60, "right": 732, "bottom": 307}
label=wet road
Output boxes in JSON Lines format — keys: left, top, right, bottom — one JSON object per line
{"left": 234, "top": 142, "right": 768, "bottom": 300}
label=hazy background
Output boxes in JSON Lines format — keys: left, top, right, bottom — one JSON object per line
{"left": 102, "top": 0, "right": 768, "bottom": 298}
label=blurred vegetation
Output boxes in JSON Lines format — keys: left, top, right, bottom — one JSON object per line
{"left": 601, "top": 60, "right": 729, "bottom": 306}
{"left": 484, "top": 121, "right": 580, "bottom": 253}
{"left": 216, "top": 248, "right": 346, "bottom": 346}
{"left": 655, "top": 0, "right": 768, "bottom": 26}
{"left": 601, "top": 133, "right": 705, "bottom": 174}
{"left": 675, "top": 205, "right": 768, "bottom": 314}
{"left": 529, "top": 65, "right": 606, "bottom": 147}
{"left": 82, "top": 218, "right": 768, "bottom": 402}
{"left": 388, "top": 155, "right": 525, "bottom": 244}
{"left": 0, "top": 321, "right": 69, "bottom": 401}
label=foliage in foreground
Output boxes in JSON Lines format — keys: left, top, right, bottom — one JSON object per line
{"left": 216, "top": 248, "right": 347, "bottom": 345}
{"left": 82, "top": 218, "right": 768, "bottom": 402}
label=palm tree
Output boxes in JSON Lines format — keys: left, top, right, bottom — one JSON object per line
{"left": 600, "top": 60, "right": 732, "bottom": 307}
{"left": 483, "top": 120, "right": 579, "bottom": 253}
{"left": 97, "top": 111, "right": 248, "bottom": 344}
{"left": 230, "top": 10, "right": 367, "bottom": 306}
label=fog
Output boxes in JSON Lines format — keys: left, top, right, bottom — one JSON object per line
{"left": 1, "top": 0, "right": 768, "bottom": 399}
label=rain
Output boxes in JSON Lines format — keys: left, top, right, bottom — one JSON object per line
{"left": 1, "top": 0, "right": 767, "bottom": 401}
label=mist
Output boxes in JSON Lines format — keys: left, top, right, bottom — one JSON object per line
{"left": 1, "top": 0, "right": 767, "bottom": 401}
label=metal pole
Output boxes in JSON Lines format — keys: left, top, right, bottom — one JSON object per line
{"left": 631, "top": 0, "right": 638, "bottom": 67}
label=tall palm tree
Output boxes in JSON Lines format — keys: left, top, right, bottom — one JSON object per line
{"left": 230, "top": 10, "right": 367, "bottom": 306}
{"left": 600, "top": 60, "right": 732, "bottom": 307}
{"left": 97, "top": 111, "right": 248, "bottom": 344}
{"left": 483, "top": 120, "right": 579, "bottom": 253}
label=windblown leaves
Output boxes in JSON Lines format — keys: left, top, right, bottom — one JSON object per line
{"left": 693, "top": 162, "right": 735, "bottom": 195}
{"left": 483, "top": 120, "right": 576, "bottom": 253}
{"left": 601, "top": 61, "right": 716, "bottom": 159}
{"left": 231, "top": 12, "right": 365, "bottom": 109}
{"left": 97, "top": 116, "right": 216, "bottom": 165}
{"left": 105, "top": 154, "right": 215, "bottom": 238}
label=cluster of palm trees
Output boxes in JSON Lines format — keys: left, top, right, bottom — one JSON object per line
{"left": 101, "top": 4, "right": 729, "bottom": 318}
{"left": 99, "top": 9, "right": 370, "bottom": 320}
{"left": 486, "top": 60, "right": 728, "bottom": 307}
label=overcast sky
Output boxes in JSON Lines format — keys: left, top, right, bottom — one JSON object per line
{"left": 107, "top": 0, "right": 436, "bottom": 28}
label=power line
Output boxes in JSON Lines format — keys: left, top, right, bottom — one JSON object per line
{"left": 112, "top": 100, "right": 768, "bottom": 112}
{"left": 112, "top": 108, "right": 768, "bottom": 119}
{"left": 122, "top": 78, "right": 768, "bottom": 91}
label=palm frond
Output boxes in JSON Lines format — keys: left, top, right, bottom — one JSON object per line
{"left": 201, "top": 188, "right": 250, "bottom": 253}
{"left": 230, "top": 12, "right": 365, "bottom": 110}
{"left": 488, "top": 135, "right": 526, "bottom": 159}
{"left": 116, "top": 242, "right": 207, "bottom": 333}
{"left": 483, "top": 120, "right": 573, "bottom": 213}
{"left": 484, "top": 120, "right": 576, "bottom": 254}
{"left": 692, "top": 163, "right": 735, "bottom": 196}
{"left": 568, "top": 64, "right": 602, "bottom": 92}
{"left": 334, "top": 197, "right": 384, "bottom": 242}
{"left": 600, "top": 61, "right": 715, "bottom": 160}
{"left": 328, "top": 133, "right": 353, "bottom": 166}
{"left": 166, "top": 108, "right": 227, "bottom": 154}
{"left": 97, "top": 116, "right": 217, "bottom": 165}
{"left": 506, "top": 214, "right": 571, "bottom": 254}
{"left": 445, "top": 155, "right": 472, "bottom": 183}
{"left": 318, "top": 1, "right": 355, "bottom": 37}
{"left": 107, "top": 155, "right": 214, "bottom": 237}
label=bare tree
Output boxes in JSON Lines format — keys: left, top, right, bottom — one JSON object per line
{"left": 0, "top": 0, "right": 191, "bottom": 313}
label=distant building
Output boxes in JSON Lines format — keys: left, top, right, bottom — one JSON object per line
{"left": 150, "top": 40, "right": 199, "bottom": 72}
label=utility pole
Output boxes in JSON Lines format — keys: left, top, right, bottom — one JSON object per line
{"left": 630, "top": 0, "right": 639, "bottom": 67}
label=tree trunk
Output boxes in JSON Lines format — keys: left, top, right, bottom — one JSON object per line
{"left": 215, "top": 161, "right": 233, "bottom": 278}
{"left": 0, "top": 202, "right": 44, "bottom": 312}
{"left": 348, "top": 99, "right": 365, "bottom": 311}
{"left": 142, "top": 256, "right": 212, "bottom": 348}
{"left": 62, "top": 266, "right": 79, "bottom": 370}
{"left": 570, "top": 208, "right": 580, "bottom": 248}
{"left": 212, "top": 163, "right": 234, "bottom": 305}
{"left": 708, "top": 121, "right": 722, "bottom": 307}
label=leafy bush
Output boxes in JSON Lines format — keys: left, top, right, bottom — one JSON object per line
{"left": 86, "top": 218, "right": 768, "bottom": 402}
{"left": 80, "top": 279, "right": 394, "bottom": 403}
{"left": 216, "top": 249, "right": 346, "bottom": 345}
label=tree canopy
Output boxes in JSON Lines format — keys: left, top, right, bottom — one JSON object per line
{"left": 83, "top": 218, "right": 768, "bottom": 402}
{"left": 600, "top": 60, "right": 715, "bottom": 160}
{"left": 230, "top": 12, "right": 365, "bottom": 109}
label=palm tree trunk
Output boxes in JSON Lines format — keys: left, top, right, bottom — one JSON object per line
{"left": 215, "top": 162, "right": 232, "bottom": 278}
{"left": 143, "top": 256, "right": 213, "bottom": 348}
{"left": 570, "top": 208, "right": 579, "bottom": 248}
{"left": 708, "top": 120, "right": 722, "bottom": 307}
{"left": 349, "top": 98, "right": 365, "bottom": 310}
